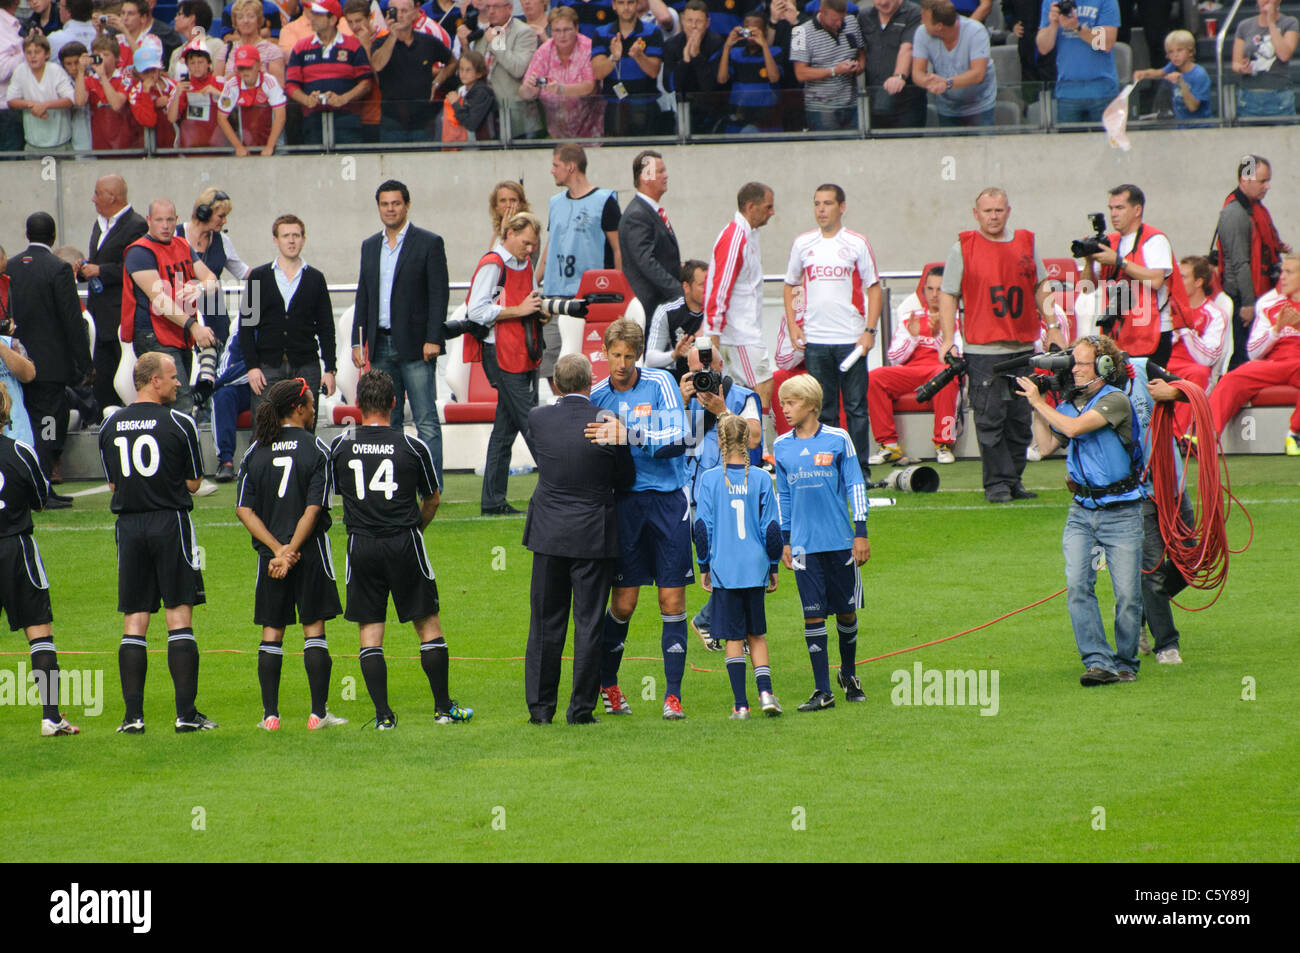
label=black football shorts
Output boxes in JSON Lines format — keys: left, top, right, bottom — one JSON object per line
{"left": 115, "top": 511, "right": 206, "bottom": 613}
{"left": 344, "top": 530, "right": 439, "bottom": 625}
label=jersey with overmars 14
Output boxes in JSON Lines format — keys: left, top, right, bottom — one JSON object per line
{"left": 98, "top": 404, "right": 204, "bottom": 513}
{"left": 329, "top": 426, "right": 440, "bottom": 537}
{"left": 236, "top": 427, "right": 334, "bottom": 556}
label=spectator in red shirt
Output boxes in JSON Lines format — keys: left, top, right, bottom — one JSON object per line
{"left": 167, "top": 40, "right": 225, "bottom": 147}
{"left": 127, "top": 42, "right": 177, "bottom": 147}
{"left": 216, "top": 42, "right": 287, "bottom": 154}
{"left": 285, "top": 0, "right": 372, "bottom": 144}
{"left": 73, "top": 35, "right": 143, "bottom": 151}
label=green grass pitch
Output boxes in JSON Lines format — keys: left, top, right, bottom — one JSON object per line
{"left": 2, "top": 457, "right": 1296, "bottom": 862}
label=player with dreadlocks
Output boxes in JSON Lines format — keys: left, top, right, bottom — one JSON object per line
{"left": 235, "top": 377, "right": 346, "bottom": 731}
{"left": 692, "top": 414, "right": 784, "bottom": 719}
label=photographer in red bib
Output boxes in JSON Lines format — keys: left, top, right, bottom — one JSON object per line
{"left": 457, "top": 211, "right": 545, "bottom": 516}
{"left": 1080, "top": 184, "right": 1190, "bottom": 368}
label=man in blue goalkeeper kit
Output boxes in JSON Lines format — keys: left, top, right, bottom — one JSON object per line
{"left": 587, "top": 318, "right": 692, "bottom": 720}
{"left": 773, "top": 373, "right": 871, "bottom": 711}
{"left": 693, "top": 414, "right": 784, "bottom": 719}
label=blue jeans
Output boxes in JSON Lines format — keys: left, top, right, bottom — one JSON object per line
{"left": 1062, "top": 500, "right": 1143, "bottom": 674}
{"left": 805, "top": 342, "right": 870, "bottom": 464}
{"left": 938, "top": 108, "right": 995, "bottom": 127}
{"left": 211, "top": 380, "right": 250, "bottom": 465}
{"left": 1236, "top": 87, "right": 1296, "bottom": 118}
{"left": 1055, "top": 96, "right": 1111, "bottom": 123}
{"left": 805, "top": 105, "right": 858, "bottom": 131}
{"left": 369, "top": 335, "right": 443, "bottom": 481}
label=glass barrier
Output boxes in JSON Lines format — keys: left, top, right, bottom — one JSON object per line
{"left": 6, "top": 30, "right": 1300, "bottom": 160}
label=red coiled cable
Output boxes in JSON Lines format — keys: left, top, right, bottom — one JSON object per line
{"left": 1146, "top": 381, "right": 1253, "bottom": 608}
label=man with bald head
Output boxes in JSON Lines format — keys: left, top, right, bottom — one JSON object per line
{"left": 82, "top": 174, "right": 147, "bottom": 415}
{"left": 123, "top": 197, "right": 220, "bottom": 415}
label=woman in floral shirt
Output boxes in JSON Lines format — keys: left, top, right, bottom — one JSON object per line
{"left": 519, "top": 5, "right": 602, "bottom": 139}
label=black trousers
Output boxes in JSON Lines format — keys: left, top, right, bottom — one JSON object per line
{"left": 965, "top": 351, "right": 1033, "bottom": 494}
{"left": 480, "top": 344, "right": 537, "bottom": 510}
{"left": 23, "top": 381, "right": 70, "bottom": 473}
{"left": 525, "top": 552, "right": 613, "bottom": 723}
{"left": 250, "top": 359, "right": 322, "bottom": 433}
{"left": 93, "top": 338, "right": 122, "bottom": 412}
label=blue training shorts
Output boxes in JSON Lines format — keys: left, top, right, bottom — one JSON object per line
{"left": 793, "top": 549, "right": 863, "bottom": 618}
{"left": 710, "top": 585, "right": 768, "bottom": 642}
{"left": 614, "top": 489, "right": 694, "bottom": 589}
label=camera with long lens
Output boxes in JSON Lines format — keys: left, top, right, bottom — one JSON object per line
{"left": 1070, "top": 212, "right": 1110, "bottom": 259}
{"left": 191, "top": 343, "right": 219, "bottom": 406}
{"left": 915, "top": 351, "right": 967, "bottom": 404}
{"left": 1056, "top": 0, "right": 1076, "bottom": 15}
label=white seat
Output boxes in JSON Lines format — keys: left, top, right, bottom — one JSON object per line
{"left": 113, "top": 333, "right": 138, "bottom": 407}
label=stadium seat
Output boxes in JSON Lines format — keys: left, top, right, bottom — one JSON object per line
{"left": 441, "top": 358, "right": 499, "bottom": 423}
{"left": 1247, "top": 385, "right": 1300, "bottom": 408}
{"left": 559, "top": 269, "right": 644, "bottom": 385}
{"left": 113, "top": 334, "right": 138, "bottom": 407}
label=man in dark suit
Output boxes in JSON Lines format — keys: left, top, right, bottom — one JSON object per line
{"left": 619, "top": 150, "right": 682, "bottom": 323}
{"left": 5, "top": 213, "right": 92, "bottom": 508}
{"left": 351, "top": 179, "right": 449, "bottom": 479}
{"left": 80, "top": 174, "right": 147, "bottom": 417}
{"left": 522, "top": 353, "right": 634, "bottom": 725}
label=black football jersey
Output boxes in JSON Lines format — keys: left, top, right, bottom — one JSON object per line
{"left": 236, "top": 427, "right": 333, "bottom": 556}
{"left": 329, "top": 425, "right": 439, "bottom": 537}
{"left": 99, "top": 403, "right": 203, "bottom": 513}
{"left": 0, "top": 435, "right": 48, "bottom": 537}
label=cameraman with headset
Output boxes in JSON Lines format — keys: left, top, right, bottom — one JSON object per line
{"left": 463, "top": 211, "right": 544, "bottom": 516}
{"left": 679, "top": 339, "right": 761, "bottom": 649}
{"left": 1015, "top": 334, "right": 1145, "bottom": 687}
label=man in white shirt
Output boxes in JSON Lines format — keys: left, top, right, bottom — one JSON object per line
{"left": 47, "top": 0, "right": 97, "bottom": 59}
{"left": 783, "top": 183, "right": 882, "bottom": 470}
{"left": 704, "top": 181, "right": 776, "bottom": 449}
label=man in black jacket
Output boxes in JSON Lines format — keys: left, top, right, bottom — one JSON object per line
{"left": 662, "top": 0, "right": 725, "bottom": 134}
{"left": 522, "top": 353, "right": 635, "bottom": 725}
{"left": 5, "top": 213, "right": 91, "bottom": 507}
{"left": 81, "top": 174, "right": 147, "bottom": 417}
{"left": 351, "top": 180, "right": 449, "bottom": 480}
{"left": 239, "top": 213, "right": 336, "bottom": 460}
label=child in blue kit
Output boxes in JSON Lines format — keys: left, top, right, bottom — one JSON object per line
{"left": 693, "top": 415, "right": 783, "bottom": 719}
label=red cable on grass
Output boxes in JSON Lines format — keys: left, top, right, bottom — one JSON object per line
{"left": 1146, "top": 381, "right": 1254, "bottom": 609}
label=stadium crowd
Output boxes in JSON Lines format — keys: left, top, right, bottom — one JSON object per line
{"left": 2, "top": 0, "right": 1298, "bottom": 153}
{"left": 0, "top": 138, "right": 1296, "bottom": 733}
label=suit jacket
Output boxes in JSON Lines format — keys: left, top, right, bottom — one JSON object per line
{"left": 470, "top": 18, "right": 540, "bottom": 136}
{"left": 523, "top": 394, "right": 634, "bottom": 560}
{"left": 352, "top": 224, "right": 449, "bottom": 364}
{"left": 86, "top": 208, "right": 148, "bottom": 341}
{"left": 619, "top": 195, "right": 681, "bottom": 320}
{"left": 239, "top": 262, "right": 336, "bottom": 373}
{"left": 5, "top": 244, "right": 91, "bottom": 385}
